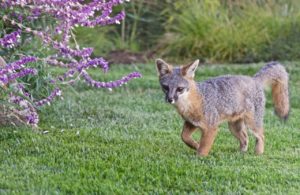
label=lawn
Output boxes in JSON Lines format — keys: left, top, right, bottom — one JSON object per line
{"left": 0, "top": 62, "right": 300, "bottom": 194}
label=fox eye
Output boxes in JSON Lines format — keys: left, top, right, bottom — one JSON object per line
{"left": 162, "top": 85, "right": 169, "bottom": 91}
{"left": 177, "top": 87, "right": 184, "bottom": 93}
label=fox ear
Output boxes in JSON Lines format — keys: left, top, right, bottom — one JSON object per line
{"left": 156, "top": 59, "right": 172, "bottom": 77}
{"left": 181, "top": 59, "right": 199, "bottom": 79}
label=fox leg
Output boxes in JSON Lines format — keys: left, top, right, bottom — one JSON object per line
{"left": 228, "top": 119, "right": 249, "bottom": 152}
{"left": 251, "top": 127, "right": 265, "bottom": 155}
{"left": 245, "top": 115, "right": 265, "bottom": 155}
{"left": 197, "top": 128, "right": 218, "bottom": 156}
{"left": 181, "top": 121, "right": 199, "bottom": 150}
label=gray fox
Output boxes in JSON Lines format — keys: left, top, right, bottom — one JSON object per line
{"left": 156, "top": 59, "right": 289, "bottom": 156}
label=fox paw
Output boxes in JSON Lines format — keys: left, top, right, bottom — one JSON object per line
{"left": 240, "top": 145, "right": 248, "bottom": 153}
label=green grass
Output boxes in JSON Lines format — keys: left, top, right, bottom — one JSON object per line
{"left": 1, "top": 62, "right": 300, "bottom": 194}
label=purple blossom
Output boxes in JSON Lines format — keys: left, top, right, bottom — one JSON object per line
{"left": 81, "top": 11, "right": 126, "bottom": 27}
{"left": 0, "top": 68, "right": 37, "bottom": 85}
{"left": 8, "top": 68, "right": 37, "bottom": 81}
{"left": 77, "top": 58, "right": 109, "bottom": 72}
{"left": 81, "top": 71, "right": 142, "bottom": 88}
{"left": 46, "top": 58, "right": 68, "bottom": 67}
{"left": 0, "top": 30, "right": 21, "bottom": 48}
{"left": 5, "top": 56, "right": 37, "bottom": 71}
{"left": 1, "top": 0, "right": 141, "bottom": 127}
{"left": 9, "top": 94, "right": 39, "bottom": 126}
{"left": 35, "top": 88, "right": 62, "bottom": 107}
{"left": 26, "top": 111, "right": 39, "bottom": 125}
{"left": 0, "top": 56, "right": 37, "bottom": 85}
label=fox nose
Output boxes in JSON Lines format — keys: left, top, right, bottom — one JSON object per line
{"left": 167, "top": 98, "right": 175, "bottom": 104}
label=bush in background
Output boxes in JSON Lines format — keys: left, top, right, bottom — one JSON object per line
{"left": 75, "top": 0, "right": 300, "bottom": 63}
{"left": 75, "top": 0, "right": 168, "bottom": 55}
{"left": 160, "top": 0, "right": 300, "bottom": 63}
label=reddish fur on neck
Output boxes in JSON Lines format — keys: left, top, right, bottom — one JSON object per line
{"left": 175, "top": 80, "right": 204, "bottom": 126}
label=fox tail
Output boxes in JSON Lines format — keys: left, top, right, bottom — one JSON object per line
{"left": 254, "top": 62, "right": 290, "bottom": 120}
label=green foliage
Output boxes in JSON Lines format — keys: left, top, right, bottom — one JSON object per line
{"left": 1, "top": 62, "right": 300, "bottom": 193}
{"left": 159, "top": 0, "right": 300, "bottom": 62}
{"left": 73, "top": 0, "right": 300, "bottom": 62}
{"left": 73, "top": 27, "right": 115, "bottom": 56}
{"left": 74, "top": 0, "right": 168, "bottom": 54}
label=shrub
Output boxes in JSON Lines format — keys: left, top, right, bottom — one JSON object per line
{"left": 0, "top": 0, "right": 141, "bottom": 127}
{"left": 159, "top": 0, "right": 300, "bottom": 63}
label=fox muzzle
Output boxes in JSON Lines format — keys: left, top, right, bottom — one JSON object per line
{"left": 167, "top": 97, "right": 175, "bottom": 104}
{"left": 166, "top": 89, "right": 178, "bottom": 104}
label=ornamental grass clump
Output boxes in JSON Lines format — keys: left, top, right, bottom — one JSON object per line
{"left": 0, "top": 0, "right": 141, "bottom": 127}
{"left": 160, "top": 0, "right": 300, "bottom": 62}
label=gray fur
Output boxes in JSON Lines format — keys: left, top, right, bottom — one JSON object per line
{"left": 160, "top": 68, "right": 189, "bottom": 103}
{"left": 197, "top": 75, "right": 265, "bottom": 127}
{"left": 157, "top": 60, "right": 289, "bottom": 155}
{"left": 254, "top": 61, "right": 288, "bottom": 84}
{"left": 158, "top": 61, "right": 289, "bottom": 128}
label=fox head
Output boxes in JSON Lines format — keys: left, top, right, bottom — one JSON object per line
{"left": 156, "top": 59, "right": 199, "bottom": 104}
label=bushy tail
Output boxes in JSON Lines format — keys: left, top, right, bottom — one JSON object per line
{"left": 254, "top": 62, "right": 290, "bottom": 120}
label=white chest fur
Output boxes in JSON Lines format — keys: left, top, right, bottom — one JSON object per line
{"left": 174, "top": 90, "right": 190, "bottom": 113}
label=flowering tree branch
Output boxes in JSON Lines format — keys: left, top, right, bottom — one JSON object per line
{"left": 0, "top": 0, "right": 141, "bottom": 127}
